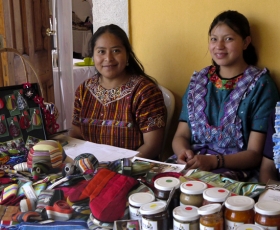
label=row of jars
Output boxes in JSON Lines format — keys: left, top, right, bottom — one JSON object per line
{"left": 128, "top": 176, "right": 280, "bottom": 230}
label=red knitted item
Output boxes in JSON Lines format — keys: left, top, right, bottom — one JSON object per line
{"left": 89, "top": 171, "right": 138, "bottom": 222}
{"left": 79, "top": 168, "right": 116, "bottom": 201}
{"left": 67, "top": 180, "right": 90, "bottom": 203}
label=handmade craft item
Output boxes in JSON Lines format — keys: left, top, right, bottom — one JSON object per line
{"left": 27, "top": 140, "right": 64, "bottom": 180}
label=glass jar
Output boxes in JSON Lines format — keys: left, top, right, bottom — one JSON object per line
{"left": 140, "top": 201, "right": 169, "bottom": 230}
{"left": 198, "top": 203, "right": 224, "bottom": 230}
{"left": 254, "top": 200, "right": 280, "bottom": 229}
{"left": 173, "top": 205, "right": 199, "bottom": 230}
{"left": 129, "top": 192, "right": 155, "bottom": 221}
{"left": 236, "top": 224, "right": 264, "bottom": 230}
{"left": 180, "top": 181, "right": 207, "bottom": 207}
{"left": 154, "top": 176, "right": 181, "bottom": 228}
{"left": 224, "top": 196, "right": 255, "bottom": 229}
{"left": 154, "top": 176, "right": 181, "bottom": 201}
{"left": 202, "top": 187, "right": 230, "bottom": 205}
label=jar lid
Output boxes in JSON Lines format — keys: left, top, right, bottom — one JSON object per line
{"left": 180, "top": 181, "right": 207, "bottom": 195}
{"left": 173, "top": 205, "right": 199, "bottom": 221}
{"left": 154, "top": 177, "right": 181, "bottom": 191}
{"left": 129, "top": 192, "right": 155, "bottom": 207}
{"left": 203, "top": 187, "right": 230, "bottom": 202}
{"left": 197, "top": 203, "right": 221, "bottom": 215}
{"left": 225, "top": 196, "right": 255, "bottom": 211}
{"left": 236, "top": 224, "right": 264, "bottom": 230}
{"left": 254, "top": 200, "right": 280, "bottom": 215}
{"left": 139, "top": 201, "right": 167, "bottom": 215}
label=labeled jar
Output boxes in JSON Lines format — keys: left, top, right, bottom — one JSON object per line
{"left": 154, "top": 176, "right": 181, "bottom": 201}
{"left": 236, "top": 224, "right": 264, "bottom": 230}
{"left": 202, "top": 187, "right": 230, "bottom": 205}
{"left": 198, "top": 203, "right": 223, "bottom": 230}
{"left": 254, "top": 200, "right": 280, "bottom": 229}
{"left": 140, "top": 201, "right": 169, "bottom": 230}
{"left": 225, "top": 196, "right": 255, "bottom": 229}
{"left": 173, "top": 205, "right": 199, "bottom": 230}
{"left": 180, "top": 181, "right": 207, "bottom": 207}
{"left": 129, "top": 192, "right": 155, "bottom": 220}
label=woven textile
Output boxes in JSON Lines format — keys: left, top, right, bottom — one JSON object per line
{"left": 72, "top": 75, "right": 166, "bottom": 151}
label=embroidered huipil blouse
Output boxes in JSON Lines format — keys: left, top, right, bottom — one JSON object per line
{"left": 180, "top": 65, "right": 279, "bottom": 155}
{"left": 72, "top": 75, "right": 166, "bottom": 150}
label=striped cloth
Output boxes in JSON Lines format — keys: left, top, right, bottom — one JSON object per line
{"left": 27, "top": 140, "right": 63, "bottom": 170}
{"left": 72, "top": 75, "right": 166, "bottom": 151}
{"left": 186, "top": 169, "right": 265, "bottom": 198}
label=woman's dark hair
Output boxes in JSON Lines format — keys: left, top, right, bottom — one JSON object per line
{"left": 208, "top": 10, "right": 258, "bottom": 66}
{"left": 90, "top": 24, "right": 155, "bottom": 82}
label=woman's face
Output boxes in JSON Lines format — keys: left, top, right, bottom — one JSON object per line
{"left": 93, "top": 32, "right": 128, "bottom": 80}
{"left": 208, "top": 23, "right": 250, "bottom": 70}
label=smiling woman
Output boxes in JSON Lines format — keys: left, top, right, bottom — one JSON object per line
{"left": 171, "top": 10, "right": 280, "bottom": 181}
{"left": 68, "top": 24, "right": 167, "bottom": 161}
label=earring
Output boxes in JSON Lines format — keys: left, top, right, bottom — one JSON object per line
{"left": 9, "top": 120, "right": 20, "bottom": 137}
{"left": 17, "top": 92, "right": 28, "bottom": 110}
{"left": 0, "top": 120, "right": 6, "bottom": 135}
{"left": 19, "top": 112, "right": 31, "bottom": 129}
{"left": 6, "top": 95, "right": 17, "bottom": 111}
{"left": 31, "top": 109, "right": 42, "bottom": 126}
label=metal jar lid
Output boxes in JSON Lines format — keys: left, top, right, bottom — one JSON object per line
{"left": 254, "top": 200, "right": 280, "bottom": 215}
{"left": 225, "top": 196, "right": 255, "bottom": 211}
{"left": 236, "top": 224, "right": 264, "bottom": 230}
{"left": 180, "top": 181, "right": 207, "bottom": 195}
{"left": 173, "top": 205, "right": 199, "bottom": 221}
{"left": 203, "top": 187, "right": 230, "bottom": 202}
{"left": 139, "top": 201, "right": 167, "bottom": 215}
{"left": 154, "top": 176, "right": 181, "bottom": 191}
{"left": 197, "top": 203, "right": 221, "bottom": 215}
{"left": 129, "top": 192, "right": 155, "bottom": 207}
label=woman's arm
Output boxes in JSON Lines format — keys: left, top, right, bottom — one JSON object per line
{"left": 68, "top": 125, "right": 83, "bottom": 139}
{"left": 172, "top": 122, "right": 195, "bottom": 164}
{"left": 136, "top": 128, "right": 165, "bottom": 159}
{"left": 186, "top": 131, "right": 265, "bottom": 171}
{"left": 259, "top": 156, "right": 279, "bottom": 183}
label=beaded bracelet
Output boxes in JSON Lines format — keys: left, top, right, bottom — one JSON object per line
{"left": 219, "top": 154, "right": 225, "bottom": 168}
{"left": 215, "top": 154, "right": 220, "bottom": 169}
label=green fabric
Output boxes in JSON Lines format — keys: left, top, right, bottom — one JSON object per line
{"left": 187, "top": 169, "right": 265, "bottom": 198}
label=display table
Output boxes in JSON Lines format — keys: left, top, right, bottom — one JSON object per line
{"left": 72, "top": 29, "right": 92, "bottom": 57}
{"left": 53, "top": 59, "right": 96, "bottom": 130}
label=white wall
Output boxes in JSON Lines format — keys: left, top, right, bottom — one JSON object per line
{"left": 72, "top": 0, "right": 92, "bottom": 22}
{"left": 92, "top": 0, "right": 128, "bottom": 35}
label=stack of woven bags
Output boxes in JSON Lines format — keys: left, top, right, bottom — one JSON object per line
{"left": 0, "top": 140, "right": 141, "bottom": 230}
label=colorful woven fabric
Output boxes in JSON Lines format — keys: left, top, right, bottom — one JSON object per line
{"left": 8, "top": 219, "right": 89, "bottom": 230}
{"left": 79, "top": 168, "right": 116, "bottom": 201}
{"left": 35, "top": 189, "right": 55, "bottom": 213}
{"left": 20, "top": 198, "right": 37, "bottom": 212}
{"left": 0, "top": 184, "right": 18, "bottom": 205}
{"left": 74, "top": 153, "right": 98, "bottom": 175}
{"left": 72, "top": 75, "right": 166, "bottom": 151}
{"left": 89, "top": 169, "right": 138, "bottom": 222}
{"left": 27, "top": 140, "right": 63, "bottom": 169}
{"left": 1, "top": 205, "right": 20, "bottom": 227}
{"left": 45, "top": 200, "right": 73, "bottom": 221}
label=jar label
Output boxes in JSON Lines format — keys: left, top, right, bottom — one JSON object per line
{"left": 129, "top": 206, "right": 142, "bottom": 221}
{"left": 255, "top": 222, "right": 277, "bottom": 230}
{"left": 199, "top": 223, "right": 214, "bottom": 230}
{"left": 174, "top": 219, "right": 198, "bottom": 230}
{"left": 225, "top": 219, "right": 244, "bottom": 230}
{"left": 142, "top": 218, "right": 158, "bottom": 230}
